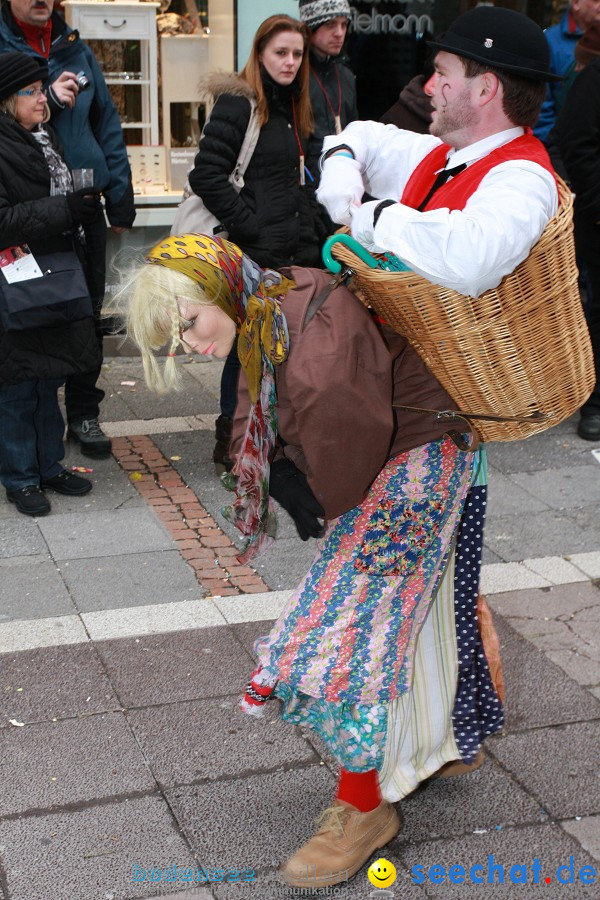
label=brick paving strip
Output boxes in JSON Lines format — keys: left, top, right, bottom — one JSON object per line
{"left": 111, "top": 434, "right": 270, "bottom": 597}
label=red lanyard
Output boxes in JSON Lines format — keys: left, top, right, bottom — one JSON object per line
{"left": 310, "top": 64, "right": 342, "bottom": 134}
{"left": 291, "top": 96, "right": 307, "bottom": 186}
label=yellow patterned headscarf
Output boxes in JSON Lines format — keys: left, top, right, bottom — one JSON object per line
{"left": 147, "top": 233, "right": 291, "bottom": 403}
{"left": 146, "top": 233, "right": 293, "bottom": 562}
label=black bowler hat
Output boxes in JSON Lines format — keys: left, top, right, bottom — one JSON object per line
{"left": 429, "top": 6, "right": 561, "bottom": 83}
{"left": 0, "top": 52, "right": 48, "bottom": 102}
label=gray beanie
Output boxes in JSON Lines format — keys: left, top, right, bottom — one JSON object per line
{"left": 298, "top": 0, "right": 351, "bottom": 31}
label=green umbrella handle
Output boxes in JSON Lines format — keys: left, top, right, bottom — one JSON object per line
{"left": 322, "top": 233, "right": 381, "bottom": 273}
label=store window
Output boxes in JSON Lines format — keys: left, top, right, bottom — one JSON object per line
{"left": 345, "top": 1, "right": 563, "bottom": 120}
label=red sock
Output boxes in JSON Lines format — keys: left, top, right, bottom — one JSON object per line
{"left": 335, "top": 767, "right": 382, "bottom": 812}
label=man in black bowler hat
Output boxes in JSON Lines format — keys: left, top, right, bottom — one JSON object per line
{"left": 283, "top": 5, "right": 566, "bottom": 887}
{"left": 318, "top": 5, "right": 561, "bottom": 298}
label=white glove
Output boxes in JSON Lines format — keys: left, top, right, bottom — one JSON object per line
{"left": 350, "top": 199, "right": 388, "bottom": 253}
{"left": 316, "top": 155, "right": 364, "bottom": 226}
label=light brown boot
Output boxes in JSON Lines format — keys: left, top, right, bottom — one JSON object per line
{"left": 434, "top": 748, "right": 485, "bottom": 778}
{"left": 280, "top": 799, "right": 401, "bottom": 888}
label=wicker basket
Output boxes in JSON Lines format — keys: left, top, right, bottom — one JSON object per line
{"left": 330, "top": 178, "right": 595, "bottom": 442}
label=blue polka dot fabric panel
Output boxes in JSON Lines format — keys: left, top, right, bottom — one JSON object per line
{"left": 452, "top": 484, "right": 504, "bottom": 762}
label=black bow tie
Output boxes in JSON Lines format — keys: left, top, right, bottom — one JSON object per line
{"left": 418, "top": 162, "right": 467, "bottom": 211}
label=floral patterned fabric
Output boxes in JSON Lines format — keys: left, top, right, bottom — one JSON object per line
{"left": 241, "top": 438, "right": 474, "bottom": 770}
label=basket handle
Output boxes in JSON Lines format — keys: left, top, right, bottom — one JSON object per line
{"left": 322, "top": 233, "right": 381, "bottom": 274}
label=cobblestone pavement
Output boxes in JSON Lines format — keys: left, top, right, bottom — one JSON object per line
{"left": 0, "top": 353, "right": 599, "bottom": 899}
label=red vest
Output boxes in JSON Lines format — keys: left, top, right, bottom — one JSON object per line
{"left": 401, "top": 133, "right": 556, "bottom": 212}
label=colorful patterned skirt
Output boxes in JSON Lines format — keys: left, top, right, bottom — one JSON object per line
{"left": 241, "top": 438, "right": 504, "bottom": 781}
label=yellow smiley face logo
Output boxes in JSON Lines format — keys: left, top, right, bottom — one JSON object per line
{"left": 367, "top": 857, "right": 397, "bottom": 888}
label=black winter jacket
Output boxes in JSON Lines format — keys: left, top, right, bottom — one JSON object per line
{"left": 188, "top": 73, "right": 325, "bottom": 269}
{"left": 306, "top": 49, "right": 358, "bottom": 183}
{"left": 380, "top": 75, "right": 432, "bottom": 135}
{"left": 0, "top": 113, "right": 100, "bottom": 388}
{"left": 556, "top": 61, "right": 600, "bottom": 223}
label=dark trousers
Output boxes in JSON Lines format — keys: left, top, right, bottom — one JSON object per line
{"left": 64, "top": 218, "right": 106, "bottom": 424}
{"left": 0, "top": 379, "right": 65, "bottom": 492}
{"left": 220, "top": 342, "right": 241, "bottom": 419}
{"left": 574, "top": 214, "right": 600, "bottom": 416}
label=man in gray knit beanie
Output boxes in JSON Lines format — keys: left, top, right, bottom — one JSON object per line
{"left": 298, "top": 0, "right": 357, "bottom": 186}
{"left": 299, "top": 0, "right": 351, "bottom": 32}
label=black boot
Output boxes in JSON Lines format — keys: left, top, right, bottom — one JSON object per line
{"left": 213, "top": 414, "right": 233, "bottom": 475}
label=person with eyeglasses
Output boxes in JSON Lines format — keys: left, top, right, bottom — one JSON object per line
{"left": 0, "top": 51, "right": 102, "bottom": 516}
{"left": 0, "top": 0, "right": 136, "bottom": 460}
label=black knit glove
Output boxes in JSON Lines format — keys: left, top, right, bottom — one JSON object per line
{"left": 66, "top": 188, "right": 102, "bottom": 225}
{"left": 269, "top": 458, "right": 325, "bottom": 541}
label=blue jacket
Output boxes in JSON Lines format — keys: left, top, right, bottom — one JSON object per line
{"left": 0, "top": 4, "right": 135, "bottom": 227}
{"left": 534, "top": 9, "right": 581, "bottom": 143}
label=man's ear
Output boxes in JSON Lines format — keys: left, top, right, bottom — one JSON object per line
{"left": 478, "top": 71, "right": 501, "bottom": 106}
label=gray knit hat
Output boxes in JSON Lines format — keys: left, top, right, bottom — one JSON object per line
{"left": 0, "top": 52, "right": 48, "bottom": 102}
{"left": 298, "top": 0, "right": 351, "bottom": 31}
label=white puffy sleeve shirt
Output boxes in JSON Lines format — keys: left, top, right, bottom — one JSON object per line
{"left": 321, "top": 122, "right": 559, "bottom": 299}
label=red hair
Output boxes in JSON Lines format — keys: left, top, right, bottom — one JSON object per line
{"left": 239, "top": 14, "right": 313, "bottom": 137}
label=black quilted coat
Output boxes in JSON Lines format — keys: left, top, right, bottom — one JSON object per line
{"left": 188, "top": 73, "right": 327, "bottom": 269}
{"left": 0, "top": 112, "right": 99, "bottom": 388}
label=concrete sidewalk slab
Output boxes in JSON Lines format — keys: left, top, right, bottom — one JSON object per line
{"left": 395, "top": 759, "right": 544, "bottom": 845}
{"left": 568, "top": 552, "right": 600, "bottom": 579}
{"left": 211, "top": 862, "right": 428, "bottom": 899}
{"left": 0, "top": 712, "right": 155, "bottom": 816}
{"left": 104, "top": 414, "right": 217, "bottom": 438}
{"left": 0, "top": 643, "right": 119, "bottom": 727}
{"left": 97, "top": 387, "right": 139, "bottom": 422}
{"left": 83, "top": 598, "right": 226, "bottom": 641}
{"left": 493, "top": 617, "right": 600, "bottom": 730}
{"left": 95, "top": 627, "right": 254, "bottom": 707}
{"left": 166, "top": 765, "right": 335, "bottom": 871}
{"left": 480, "top": 562, "right": 551, "bottom": 593}
{"left": 232, "top": 619, "right": 276, "bottom": 657}
{"left": 487, "top": 471, "right": 549, "bottom": 516}
{"left": 484, "top": 508, "right": 599, "bottom": 561}
{"left": 0, "top": 558, "right": 76, "bottom": 622}
{"left": 394, "top": 823, "right": 598, "bottom": 897}
{"left": 485, "top": 419, "right": 586, "bottom": 474}
{"left": 0, "top": 796, "right": 197, "bottom": 900}
{"left": 520, "top": 556, "right": 589, "bottom": 585}
{"left": 213, "top": 591, "right": 290, "bottom": 624}
{"left": 489, "top": 582, "right": 600, "bottom": 624}
{"left": 0, "top": 518, "right": 48, "bottom": 558}
{"left": 487, "top": 721, "right": 600, "bottom": 819}
{"left": 128, "top": 696, "right": 318, "bottom": 786}
{"left": 562, "top": 815, "right": 600, "bottom": 862}
{"left": 489, "top": 584, "right": 600, "bottom": 695}
{"left": 512, "top": 465, "right": 600, "bottom": 511}
{"left": 38, "top": 507, "right": 174, "bottom": 560}
{"left": 61, "top": 550, "right": 203, "bottom": 612}
{"left": 0, "top": 614, "right": 87, "bottom": 653}
{"left": 39, "top": 445, "right": 143, "bottom": 514}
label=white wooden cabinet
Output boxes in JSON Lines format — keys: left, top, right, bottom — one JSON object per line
{"left": 63, "top": 0, "right": 160, "bottom": 145}
{"left": 160, "top": 0, "right": 234, "bottom": 148}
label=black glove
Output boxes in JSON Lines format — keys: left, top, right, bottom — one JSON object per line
{"left": 66, "top": 187, "right": 102, "bottom": 225}
{"left": 269, "top": 458, "right": 325, "bottom": 541}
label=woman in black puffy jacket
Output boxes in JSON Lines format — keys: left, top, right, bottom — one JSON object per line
{"left": 188, "top": 14, "right": 327, "bottom": 471}
{"left": 0, "top": 52, "right": 101, "bottom": 517}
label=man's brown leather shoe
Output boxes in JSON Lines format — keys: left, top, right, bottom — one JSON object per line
{"left": 434, "top": 748, "right": 485, "bottom": 778}
{"left": 280, "top": 799, "right": 401, "bottom": 888}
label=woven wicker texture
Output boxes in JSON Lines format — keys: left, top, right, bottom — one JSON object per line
{"left": 332, "top": 179, "right": 595, "bottom": 442}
